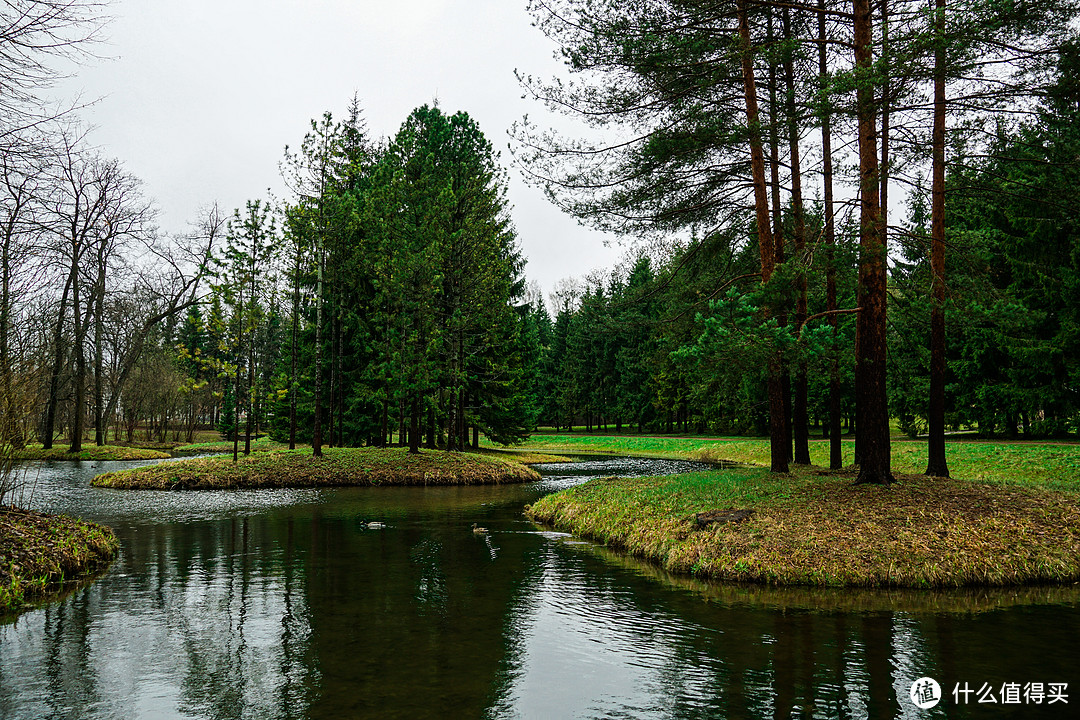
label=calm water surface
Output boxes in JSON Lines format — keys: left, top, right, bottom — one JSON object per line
{"left": 1, "top": 456, "right": 1077, "bottom": 719}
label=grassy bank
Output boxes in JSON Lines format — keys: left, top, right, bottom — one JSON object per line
{"left": 509, "top": 434, "right": 1080, "bottom": 491}
{"left": 474, "top": 447, "right": 574, "bottom": 464}
{"left": 1, "top": 508, "right": 118, "bottom": 615}
{"left": 526, "top": 466, "right": 1080, "bottom": 587}
{"left": 92, "top": 446, "right": 541, "bottom": 490}
{"left": 173, "top": 437, "right": 287, "bottom": 454}
{"left": 13, "top": 444, "right": 171, "bottom": 461}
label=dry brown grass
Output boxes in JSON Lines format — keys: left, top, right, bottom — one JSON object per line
{"left": 92, "top": 446, "right": 541, "bottom": 490}
{"left": 527, "top": 467, "right": 1080, "bottom": 587}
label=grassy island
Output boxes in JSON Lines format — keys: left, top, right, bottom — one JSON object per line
{"left": 522, "top": 435, "right": 1080, "bottom": 587}
{"left": 1, "top": 508, "right": 118, "bottom": 615}
{"left": 91, "top": 446, "right": 541, "bottom": 490}
{"left": 526, "top": 466, "right": 1080, "bottom": 587}
{"left": 13, "top": 444, "right": 171, "bottom": 461}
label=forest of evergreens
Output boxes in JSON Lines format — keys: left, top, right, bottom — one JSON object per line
{"left": 3, "top": 0, "right": 1079, "bottom": 488}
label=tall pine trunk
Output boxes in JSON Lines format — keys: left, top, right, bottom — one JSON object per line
{"left": 880, "top": 0, "right": 891, "bottom": 229}
{"left": 926, "top": 0, "right": 950, "bottom": 477}
{"left": 783, "top": 7, "right": 811, "bottom": 465}
{"left": 289, "top": 243, "right": 300, "bottom": 450}
{"left": 409, "top": 397, "right": 420, "bottom": 454}
{"left": 853, "top": 0, "right": 892, "bottom": 484}
{"left": 766, "top": 16, "right": 793, "bottom": 462}
{"left": 312, "top": 245, "right": 324, "bottom": 458}
{"left": 737, "top": 0, "right": 788, "bottom": 473}
{"left": 819, "top": 0, "right": 843, "bottom": 470}
{"left": 233, "top": 286, "right": 243, "bottom": 463}
{"left": 335, "top": 317, "right": 344, "bottom": 447}
{"left": 245, "top": 329, "right": 253, "bottom": 456}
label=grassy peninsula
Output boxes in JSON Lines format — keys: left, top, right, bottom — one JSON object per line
{"left": 13, "top": 444, "right": 171, "bottom": 461}
{"left": 1, "top": 508, "right": 118, "bottom": 615}
{"left": 521, "top": 434, "right": 1080, "bottom": 587}
{"left": 92, "top": 446, "right": 541, "bottom": 490}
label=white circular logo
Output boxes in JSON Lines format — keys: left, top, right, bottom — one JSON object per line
{"left": 910, "top": 677, "right": 942, "bottom": 709}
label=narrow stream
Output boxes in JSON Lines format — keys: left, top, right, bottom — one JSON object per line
{"left": 0, "top": 457, "right": 1077, "bottom": 719}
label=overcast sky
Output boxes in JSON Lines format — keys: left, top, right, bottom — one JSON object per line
{"left": 52, "top": 0, "right": 626, "bottom": 299}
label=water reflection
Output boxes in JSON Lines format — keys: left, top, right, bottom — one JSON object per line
{"left": 0, "top": 457, "right": 1077, "bottom": 719}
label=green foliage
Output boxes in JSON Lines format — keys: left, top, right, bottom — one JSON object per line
{"left": 217, "top": 385, "right": 236, "bottom": 441}
{"left": 889, "top": 45, "right": 1080, "bottom": 438}
{"left": 263, "top": 103, "right": 533, "bottom": 450}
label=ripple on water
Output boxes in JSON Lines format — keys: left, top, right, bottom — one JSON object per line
{"left": 10, "top": 458, "right": 326, "bottom": 524}
{"left": 4, "top": 455, "right": 1078, "bottom": 720}
{"left": 530, "top": 457, "right": 713, "bottom": 493}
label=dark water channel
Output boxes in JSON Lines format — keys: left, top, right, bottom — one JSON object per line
{"left": 1, "top": 456, "right": 1078, "bottom": 719}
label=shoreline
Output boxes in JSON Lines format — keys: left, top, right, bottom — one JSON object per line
{"left": 0, "top": 508, "right": 118, "bottom": 616}
{"left": 525, "top": 465, "right": 1080, "bottom": 588}
{"left": 13, "top": 444, "right": 171, "bottom": 461}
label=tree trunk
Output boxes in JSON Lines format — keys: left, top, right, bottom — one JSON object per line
{"left": 737, "top": 0, "right": 788, "bottom": 473}
{"left": 444, "top": 386, "right": 454, "bottom": 450}
{"left": 336, "top": 317, "right": 344, "bottom": 447}
{"left": 380, "top": 400, "right": 389, "bottom": 448}
{"left": 458, "top": 387, "right": 467, "bottom": 451}
{"left": 245, "top": 329, "right": 254, "bottom": 456}
{"left": 853, "top": 0, "right": 892, "bottom": 484}
{"left": 783, "top": 7, "right": 811, "bottom": 465}
{"left": 409, "top": 396, "right": 420, "bottom": 454}
{"left": 69, "top": 255, "right": 85, "bottom": 453}
{"left": 880, "top": 0, "right": 891, "bottom": 230}
{"left": 328, "top": 313, "right": 337, "bottom": 448}
{"left": 819, "top": 0, "right": 843, "bottom": 470}
{"left": 926, "top": 0, "right": 950, "bottom": 477}
{"left": 0, "top": 181, "right": 27, "bottom": 448}
{"left": 427, "top": 398, "right": 437, "bottom": 449}
{"left": 42, "top": 274, "right": 73, "bottom": 449}
{"left": 93, "top": 248, "right": 107, "bottom": 446}
{"left": 767, "top": 13, "right": 793, "bottom": 464}
{"left": 233, "top": 291, "right": 243, "bottom": 464}
{"left": 92, "top": 287, "right": 104, "bottom": 446}
{"left": 289, "top": 240, "right": 300, "bottom": 450}
{"left": 313, "top": 245, "right": 324, "bottom": 458}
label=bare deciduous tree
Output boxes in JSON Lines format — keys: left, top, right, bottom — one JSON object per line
{"left": 0, "top": 1, "right": 108, "bottom": 153}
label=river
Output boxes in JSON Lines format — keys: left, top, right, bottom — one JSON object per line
{"left": 1, "top": 456, "right": 1077, "bottom": 719}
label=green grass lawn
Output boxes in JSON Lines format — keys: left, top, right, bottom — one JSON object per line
{"left": 504, "top": 434, "right": 1080, "bottom": 491}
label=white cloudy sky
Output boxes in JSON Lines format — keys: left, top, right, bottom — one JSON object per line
{"left": 52, "top": 0, "right": 626, "bottom": 296}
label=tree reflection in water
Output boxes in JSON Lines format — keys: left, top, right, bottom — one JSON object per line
{"left": 0, "top": 458, "right": 1077, "bottom": 719}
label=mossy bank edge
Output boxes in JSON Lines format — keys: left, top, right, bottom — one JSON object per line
{"left": 1, "top": 509, "right": 118, "bottom": 615}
